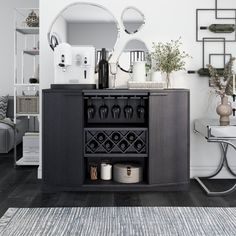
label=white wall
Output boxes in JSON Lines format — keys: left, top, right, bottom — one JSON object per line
{"left": 0, "top": 0, "right": 39, "bottom": 96}
{"left": 40, "top": 0, "right": 236, "bottom": 178}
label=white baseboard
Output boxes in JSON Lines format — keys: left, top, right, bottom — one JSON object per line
{"left": 190, "top": 166, "right": 236, "bottom": 179}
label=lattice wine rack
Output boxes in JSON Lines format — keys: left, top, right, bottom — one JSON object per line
{"left": 84, "top": 128, "right": 148, "bottom": 157}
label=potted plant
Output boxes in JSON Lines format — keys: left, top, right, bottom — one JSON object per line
{"left": 149, "top": 38, "right": 191, "bottom": 88}
{"left": 207, "top": 57, "right": 235, "bottom": 126}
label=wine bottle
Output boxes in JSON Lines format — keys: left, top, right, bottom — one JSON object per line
{"left": 97, "top": 133, "right": 106, "bottom": 143}
{"left": 188, "top": 68, "right": 224, "bottom": 77}
{"left": 134, "top": 140, "right": 143, "bottom": 151}
{"left": 111, "top": 132, "right": 121, "bottom": 142}
{"left": 89, "top": 140, "right": 98, "bottom": 152}
{"left": 200, "top": 24, "right": 235, "bottom": 33}
{"left": 127, "top": 132, "right": 136, "bottom": 142}
{"left": 119, "top": 140, "right": 128, "bottom": 151}
{"left": 105, "top": 140, "right": 113, "bottom": 151}
{"left": 98, "top": 48, "right": 109, "bottom": 89}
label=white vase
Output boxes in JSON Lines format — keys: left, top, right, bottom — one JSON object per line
{"left": 151, "top": 71, "right": 162, "bottom": 82}
{"left": 132, "top": 61, "right": 146, "bottom": 82}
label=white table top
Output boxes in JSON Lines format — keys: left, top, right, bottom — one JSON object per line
{"left": 194, "top": 119, "right": 236, "bottom": 139}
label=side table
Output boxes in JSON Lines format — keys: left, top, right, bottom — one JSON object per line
{"left": 194, "top": 119, "right": 236, "bottom": 196}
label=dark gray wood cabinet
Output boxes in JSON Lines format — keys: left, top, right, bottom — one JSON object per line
{"left": 149, "top": 91, "right": 190, "bottom": 185}
{"left": 42, "top": 90, "right": 84, "bottom": 187}
{"left": 42, "top": 88, "right": 189, "bottom": 191}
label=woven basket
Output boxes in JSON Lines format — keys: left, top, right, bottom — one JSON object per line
{"left": 16, "top": 96, "right": 39, "bottom": 114}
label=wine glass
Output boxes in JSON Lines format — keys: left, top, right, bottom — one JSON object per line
{"left": 109, "top": 62, "right": 118, "bottom": 89}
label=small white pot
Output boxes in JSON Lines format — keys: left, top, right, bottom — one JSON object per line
{"left": 151, "top": 71, "right": 162, "bottom": 82}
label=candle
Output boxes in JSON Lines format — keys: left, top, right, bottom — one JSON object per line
{"left": 101, "top": 163, "right": 112, "bottom": 180}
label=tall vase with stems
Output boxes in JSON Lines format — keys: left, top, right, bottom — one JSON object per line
{"left": 216, "top": 95, "right": 233, "bottom": 126}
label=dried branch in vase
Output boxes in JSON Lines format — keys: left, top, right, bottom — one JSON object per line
{"left": 207, "top": 57, "right": 235, "bottom": 97}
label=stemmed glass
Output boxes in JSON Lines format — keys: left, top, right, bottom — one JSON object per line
{"left": 110, "top": 62, "right": 118, "bottom": 89}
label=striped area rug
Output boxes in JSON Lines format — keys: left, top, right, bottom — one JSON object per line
{"left": 0, "top": 207, "right": 235, "bottom": 236}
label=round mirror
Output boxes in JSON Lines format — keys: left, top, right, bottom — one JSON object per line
{"left": 118, "top": 39, "right": 149, "bottom": 73}
{"left": 48, "top": 3, "right": 119, "bottom": 59}
{"left": 122, "top": 7, "right": 145, "bottom": 34}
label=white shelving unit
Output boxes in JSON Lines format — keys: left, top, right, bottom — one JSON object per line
{"left": 14, "top": 8, "right": 40, "bottom": 166}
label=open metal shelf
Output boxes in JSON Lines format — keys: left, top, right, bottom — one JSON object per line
{"left": 23, "top": 50, "right": 39, "bottom": 56}
{"left": 16, "top": 27, "right": 39, "bottom": 35}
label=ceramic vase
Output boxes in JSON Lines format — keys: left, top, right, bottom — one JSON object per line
{"left": 216, "top": 95, "right": 233, "bottom": 126}
{"left": 151, "top": 71, "right": 162, "bottom": 82}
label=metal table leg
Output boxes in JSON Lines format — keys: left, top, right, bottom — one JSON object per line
{"left": 194, "top": 140, "right": 236, "bottom": 196}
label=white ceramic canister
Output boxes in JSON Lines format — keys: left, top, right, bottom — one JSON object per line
{"left": 101, "top": 163, "right": 112, "bottom": 180}
{"left": 132, "top": 61, "right": 146, "bottom": 82}
{"left": 151, "top": 71, "right": 162, "bottom": 83}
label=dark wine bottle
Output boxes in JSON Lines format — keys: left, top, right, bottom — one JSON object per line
{"left": 89, "top": 140, "right": 98, "bottom": 152}
{"left": 200, "top": 24, "right": 235, "bottom": 33}
{"left": 97, "top": 133, "right": 106, "bottom": 143}
{"left": 119, "top": 140, "right": 128, "bottom": 151}
{"left": 104, "top": 140, "right": 113, "bottom": 151}
{"left": 127, "top": 132, "right": 136, "bottom": 142}
{"left": 188, "top": 68, "right": 224, "bottom": 77}
{"left": 98, "top": 48, "right": 109, "bottom": 89}
{"left": 111, "top": 132, "right": 121, "bottom": 142}
{"left": 134, "top": 140, "right": 143, "bottom": 151}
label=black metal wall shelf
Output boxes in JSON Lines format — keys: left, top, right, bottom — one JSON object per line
{"left": 189, "top": 1, "right": 236, "bottom": 79}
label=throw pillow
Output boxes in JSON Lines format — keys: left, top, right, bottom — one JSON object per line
{"left": 0, "top": 95, "right": 9, "bottom": 120}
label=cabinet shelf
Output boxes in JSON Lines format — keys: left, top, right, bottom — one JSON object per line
{"left": 16, "top": 113, "right": 39, "bottom": 117}
{"left": 23, "top": 50, "right": 39, "bottom": 56}
{"left": 14, "top": 83, "right": 40, "bottom": 87}
{"left": 16, "top": 157, "right": 39, "bottom": 166}
{"left": 84, "top": 179, "right": 148, "bottom": 186}
{"left": 16, "top": 27, "right": 39, "bottom": 35}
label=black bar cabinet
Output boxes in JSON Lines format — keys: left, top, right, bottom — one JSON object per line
{"left": 42, "top": 86, "right": 190, "bottom": 192}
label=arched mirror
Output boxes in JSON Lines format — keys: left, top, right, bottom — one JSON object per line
{"left": 48, "top": 3, "right": 119, "bottom": 64}
{"left": 122, "top": 7, "right": 145, "bottom": 34}
{"left": 118, "top": 39, "right": 149, "bottom": 73}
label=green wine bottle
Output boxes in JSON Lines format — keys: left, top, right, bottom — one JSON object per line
{"left": 188, "top": 68, "right": 224, "bottom": 77}
{"left": 200, "top": 24, "right": 235, "bottom": 33}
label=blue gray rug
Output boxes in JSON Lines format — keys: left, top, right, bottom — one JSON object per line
{"left": 0, "top": 207, "right": 235, "bottom": 236}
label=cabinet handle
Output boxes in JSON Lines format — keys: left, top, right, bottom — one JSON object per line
{"left": 150, "top": 93, "right": 168, "bottom": 96}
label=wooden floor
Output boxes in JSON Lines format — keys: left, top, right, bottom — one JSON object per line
{"left": 0, "top": 149, "right": 236, "bottom": 218}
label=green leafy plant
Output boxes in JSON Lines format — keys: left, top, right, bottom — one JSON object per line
{"left": 149, "top": 38, "right": 191, "bottom": 87}
{"left": 207, "top": 57, "right": 235, "bottom": 97}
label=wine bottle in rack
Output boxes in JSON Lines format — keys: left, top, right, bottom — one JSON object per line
{"left": 119, "top": 140, "right": 128, "bottom": 151}
{"left": 111, "top": 132, "right": 121, "bottom": 142}
{"left": 134, "top": 140, "right": 143, "bottom": 151}
{"left": 104, "top": 140, "right": 113, "bottom": 151}
{"left": 88, "top": 140, "right": 98, "bottom": 152}
{"left": 188, "top": 68, "right": 224, "bottom": 77}
{"left": 200, "top": 24, "right": 235, "bottom": 33}
{"left": 97, "top": 132, "right": 106, "bottom": 143}
{"left": 127, "top": 132, "right": 136, "bottom": 142}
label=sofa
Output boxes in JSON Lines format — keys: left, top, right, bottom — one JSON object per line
{"left": 0, "top": 97, "right": 28, "bottom": 153}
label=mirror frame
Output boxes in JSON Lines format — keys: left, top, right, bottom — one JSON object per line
{"left": 118, "top": 38, "right": 149, "bottom": 73}
{"left": 47, "top": 2, "right": 120, "bottom": 51}
{"left": 121, "top": 6, "right": 146, "bottom": 35}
